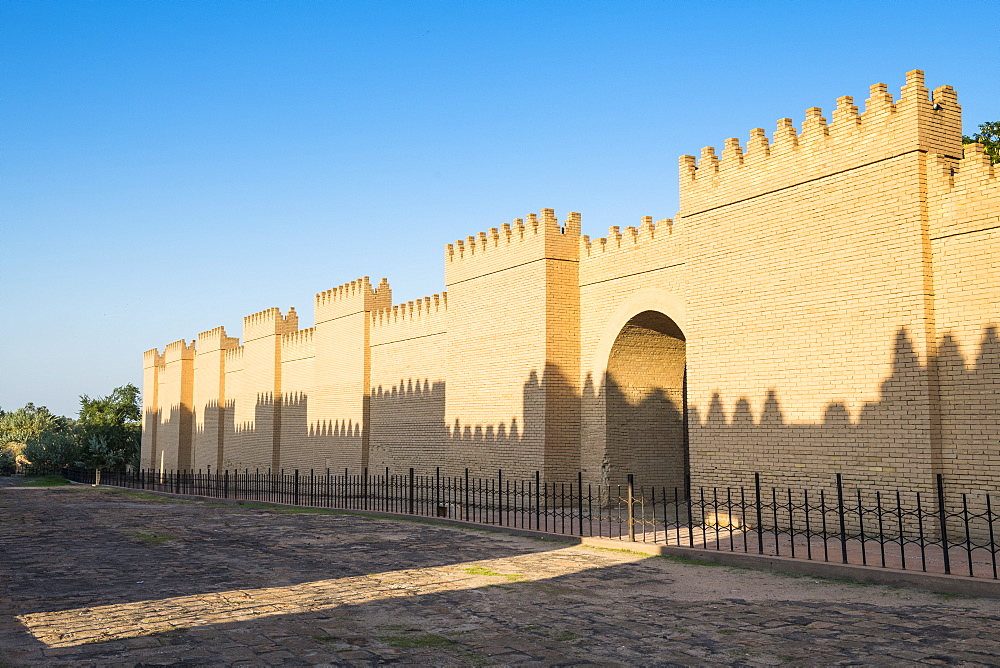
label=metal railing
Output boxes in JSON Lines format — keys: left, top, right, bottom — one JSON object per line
{"left": 61, "top": 467, "right": 998, "bottom": 580}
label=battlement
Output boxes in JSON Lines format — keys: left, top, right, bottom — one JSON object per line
{"left": 281, "top": 326, "right": 317, "bottom": 361}
{"left": 580, "top": 216, "right": 673, "bottom": 257}
{"left": 314, "top": 277, "right": 392, "bottom": 324}
{"left": 224, "top": 345, "right": 245, "bottom": 370}
{"left": 928, "top": 142, "right": 1000, "bottom": 239}
{"left": 143, "top": 348, "right": 164, "bottom": 369}
{"left": 445, "top": 209, "right": 581, "bottom": 285}
{"left": 242, "top": 307, "right": 299, "bottom": 342}
{"left": 196, "top": 326, "right": 240, "bottom": 353}
{"left": 163, "top": 339, "right": 196, "bottom": 362}
{"left": 679, "top": 70, "right": 963, "bottom": 216}
{"left": 370, "top": 293, "right": 448, "bottom": 346}
{"left": 938, "top": 142, "right": 999, "bottom": 189}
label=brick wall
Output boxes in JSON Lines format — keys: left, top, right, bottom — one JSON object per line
{"left": 141, "top": 70, "right": 997, "bottom": 497}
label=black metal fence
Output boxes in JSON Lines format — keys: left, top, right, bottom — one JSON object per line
{"left": 61, "top": 467, "right": 998, "bottom": 580}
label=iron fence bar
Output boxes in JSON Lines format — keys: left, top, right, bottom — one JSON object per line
{"left": 936, "top": 474, "right": 951, "bottom": 575}
{"left": 917, "top": 492, "right": 928, "bottom": 571}
{"left": 836, "top": 474, "right": 848, "bottom": 564}
{"left": 770, "top": 486, "right": 779, "bottom": 556}
{"left": 804, "top": 489, "right": 812, "bottom": 561}
{"left": 626, "top": 475, "right": 635, "bottom": 542}
{"left": 787, "top": 488, "right": 795, "bottom": 559}
{"left": 700, "top": 486, "right": 708, "bottom": 549}
{"left": 755, "top": 473, "right": 764, "bottom": 554}
{"left": 534, "top": 471, "right": 540, "bottom": 531}
{"left": 877, "top": 490, "right": 886, "bottom": 568}
{"left": 498, "top": 470, "right": 503, "bottom": 527}
{"left": 896, "top": 491, "right": 906, "bottom": 570}
{"left": 857, "top": 489, "right": 867, "bottom": 566}
{"left": 740, "top": 486, "right": 748, "bottom": 553}
{"left": 962, "top": 494, "right": 973, "bottom": 578}
{"left": 988, "top": 495, "right": 998, "bottom": 579}
{"left": 408, "top": 468, "right": 415, "bottom": 516}
{"left": 588, "top": 483, "right": 594, "bottom": 538}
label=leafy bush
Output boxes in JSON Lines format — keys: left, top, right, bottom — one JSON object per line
{"left": 22, "top": 429, "right": 81, "bottom": 470}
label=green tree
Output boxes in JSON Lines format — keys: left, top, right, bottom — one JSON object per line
{"left": 21, "top": 430, "right": 80, "bottom": 470}
{"left": 962, "top": 121, "right": 1000, "bottom": 164}
{"left": 75, "top": 383, "right": 142, "bottom": 473}
{"left": 0, "top": 403, "right": 73, "bottom": 473}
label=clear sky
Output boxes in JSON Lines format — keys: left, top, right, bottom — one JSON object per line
{"left": 2, "top": 0, "right": 997, "bottom": 417}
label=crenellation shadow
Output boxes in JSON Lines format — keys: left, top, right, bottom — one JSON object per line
{"left": 145, "top": 324, "right": 1000, "bottom": 498}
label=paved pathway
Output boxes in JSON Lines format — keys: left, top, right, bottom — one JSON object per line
{"left": 1, "top": 479, "right": 998, "bottom": 666}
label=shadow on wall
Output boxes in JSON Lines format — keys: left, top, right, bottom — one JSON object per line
{"left": 691, "top": 326, "right": 999, "bottom": 496}
{"left": 145, "top": 326, "right": 999, "bottom": 495}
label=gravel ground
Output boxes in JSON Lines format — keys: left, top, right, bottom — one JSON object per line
{"left": 0, "top": 478, "right": 998, "bottom": 666}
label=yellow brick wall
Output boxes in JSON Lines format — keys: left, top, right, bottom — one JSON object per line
{"left": 578, "top": 217, "right": 688, "bottom": 488}
{"left": 140, "top": 70, "right": 997, "bottom": 499}
{"left": 139, "top": 348, "right": 161, "bottom": 469}
{"left": 929, "top": 145, "right": 1000, "bottom": 497}
{"left": 442, "top": 210, "right": 580, "bottom": 480}
{"left": 277, "top": 327, "right": 315, "bottom": 471}
{"left": 369, "top": 295, "right": 448, "bottom": 473}
{"left": 192, "top": 327, "right": 238, "bottom": 470}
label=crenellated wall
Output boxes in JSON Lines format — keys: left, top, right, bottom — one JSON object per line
{"left": 141, "top": 69, "right": 998, "bottom": 499}
{"left": 927, "top": 144, "right": 1000, "bottom": 496}
{"left": 369, "top": 293, "right": 449, "bottom": 471}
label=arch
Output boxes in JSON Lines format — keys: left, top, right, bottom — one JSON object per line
{"left": 582, "top": 288, "right": 688, "bottom": 491}
{"left": 589, "top": 288, "right": 687, "bottom": 384}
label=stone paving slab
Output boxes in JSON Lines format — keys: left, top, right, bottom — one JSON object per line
{"left": 1, "top": 479, "right": 999, "bottom": 666}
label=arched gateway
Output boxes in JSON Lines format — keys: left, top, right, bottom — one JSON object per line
{"left": 603, "top": 310, "right": 688, "bottom": 492}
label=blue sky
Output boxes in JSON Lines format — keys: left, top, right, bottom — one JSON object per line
{"left": 2, "top": 0, "right": 998, "bottom": 417}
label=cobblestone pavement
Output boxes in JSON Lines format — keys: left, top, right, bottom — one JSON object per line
{"left": 1, "top": 480, "right": 998, "bottom": 666}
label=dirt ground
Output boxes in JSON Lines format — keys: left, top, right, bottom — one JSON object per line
{"left": 1, "top": 478, "right": 998, "bottom": 666}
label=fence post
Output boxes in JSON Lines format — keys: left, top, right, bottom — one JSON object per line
{"left": 578, "top": 471, "right": 584, "bottom": 536}
{"left": 749, "top": 472, "right": 762, "bottom": 554}
{"left": 464, "top": 468, "right": 470, "bottom": 521}
{"left": 408, "top": 467, "right": 415, "bottom": 515}
{"left": 535, "top": 471, "right": 541, "bottom": 531}
{"left": 497, "top": 469, "right": 503, "bottom": 526}
{"left": 936, "top": 473, "right": 951, "bottom": 575}
{"left": 627, "top": 474, "right": 636, "bottom": 542}
{"left": 294, "top": 469, "right": 300, "bottom": 506}
{"left": 224, "top": 469, "right": 229, "bottom": 499}
{"left": 836, "top": 473, "right": 848, "bottom": 564}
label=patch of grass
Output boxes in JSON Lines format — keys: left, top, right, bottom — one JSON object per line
{"left": 584, "top": 545, "right": 644, "bottom": 555}
{"left": 382, "top": 633, "right": 456, "bottom": 649}
{"left": 116, "top": 490, "right": 191, "bottom": 503}
{"left": 462, "top": 566, "right": 525, "bottom": 581}
{"left": 129, "top": 530, "right": 178, "bottom": 545}
{"left": 18, "top": 475, "right": 73, "bottom": 487}
{"left": 552, "top": 630, "right": 578, "bottom": 642}
{"left": 272, "top": 507, "right": 339, "bottom": 514}
{"left": 935, "top": 591, "right": 973, "bottom": 601}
